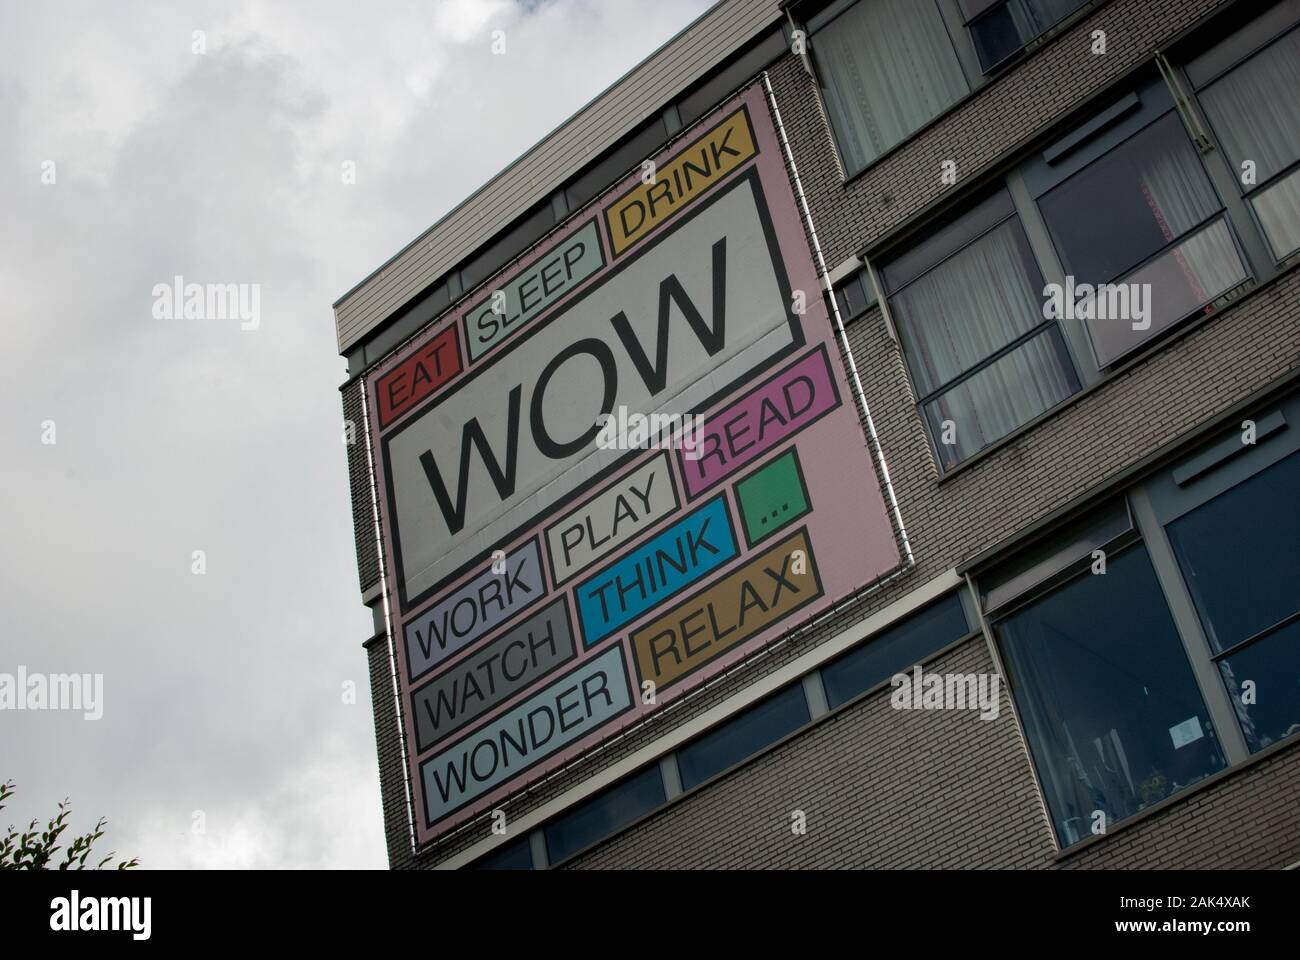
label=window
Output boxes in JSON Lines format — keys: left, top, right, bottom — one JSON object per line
{"left": 543, "top": 764, "right": 666, "bottom": 864}
{"left": 883, "top": 190, "right": 1080, "bottom": 469}
{"left": 822, "top": 592, "right": 971, "bottom": 708}
{"left": 1037, "top": 109, "right": 1249, "bottom": 367}
{"left": 832, "top": 266, "right": 877, "bottom": 320}
{"left": 677, "top": 684, "right": 811, "bottom": 792}
{"left": 1166, "top": 450, "right": 1300, "bottom": 752}
{"left": 994, "top": 541, "right": 1226, "bottom": 848}
{"left": 1189, "top": 10, "right": 1300, "bottom": 261}
{"left": 468, "top": 835, "right": 534, "bottom": 870}
{"left": 811, "top": 0, "right": 970, "bottom": 175}
{"left": 963, "top": 0, "right": 1090, "bottom": 73}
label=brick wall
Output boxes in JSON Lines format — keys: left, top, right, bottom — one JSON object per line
{"left": 773, "top": 0, "right": 1232, "bottom": 265}
{"left": 360, "top": 0, "right": 1300, "bottom": 868}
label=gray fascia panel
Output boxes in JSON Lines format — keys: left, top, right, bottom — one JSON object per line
{"left": 333, "top": 0, "right": 783, "bottom": 352}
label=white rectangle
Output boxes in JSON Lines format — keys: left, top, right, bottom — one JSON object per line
{"left": 384, "top": 175, "right": 797, "bottom": 606}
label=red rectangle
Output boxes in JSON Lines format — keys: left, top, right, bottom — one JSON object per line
{"left": 375, "top": 326, "right": 462, "bottom": 429}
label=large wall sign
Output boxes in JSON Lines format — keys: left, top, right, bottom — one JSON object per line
{"left": 366, "top": 84, "right": 901, "bottom": 844}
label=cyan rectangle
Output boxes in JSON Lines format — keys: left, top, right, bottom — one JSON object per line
{"left": 574, "top": 494, "right": 736, "bottom": 646}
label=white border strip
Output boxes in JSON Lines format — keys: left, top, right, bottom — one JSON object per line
{"left": 360, "top": 385, "right": 418, "bottom": 857}
{"left": 438, "top": 567, "right": 961, "bottom": 869}
{"left": 761, "top": 71, "right": 914, "bottom": 568}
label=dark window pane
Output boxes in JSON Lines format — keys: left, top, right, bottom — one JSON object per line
{"left": 677, "top": 684, "right": 811, "bottom": 791}
{"left": 1218, "top": 618, "right": 1300, "bottom": 751}
{"left": 997, "top": 544, "right": 1226, "bottom": 848}
{"left": 833, "top": 268, "right": 877, "bottom": 319}
{"left": 970, "top": 4, "right": 1026, "bottom": 70}
{"left": 822, "top": 593, "right": 970, "bottom": 708}
{"left": 814, "top": 0, "right": 969, "bottom": 174}
{"left": 1167, "top": 450, "right": 1300, "bottom": 652}
{"left": 969, "top": 0, "right": 1090, "bottom": 72}
{"left": 467, "top": 835, "right": 534, "bottom": 870}
{"left": 1038, "top": 112, "right": 1221, "bottom": 285}
{"left": 543, "top": 765, "right": 665, "bottom": 864}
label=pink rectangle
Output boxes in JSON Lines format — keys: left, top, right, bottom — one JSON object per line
{"left": 679, "top": 345, "right": 841, "bottom": 498}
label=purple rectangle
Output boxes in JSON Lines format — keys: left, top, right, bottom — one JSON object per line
{"left": 403, "top": 538, "right": 546, "bottom": 682}
{"left": 679, "top": 346, "right": 841, "bottom": 499}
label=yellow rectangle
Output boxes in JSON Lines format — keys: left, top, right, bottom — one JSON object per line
{"left": 630, "top": 528, "right": 822, "bottom": 691}
{"left": 603, "top": 106, "right": 758, "bottom": 257}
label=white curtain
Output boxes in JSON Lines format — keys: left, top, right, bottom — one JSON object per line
{"left": 815, "top": 0, "right": 969, "bottom": 173}
{"left": 889, "top": 219, "right": 1076, "bottom": 464}
{"left": 1131, "top": 118, "right": 1242, "bottom": 308}
{"left": 892, "top": 221, "right": 1043, "bottom": 396}
{"left": 1254, "top": 170, "right": 1300, "bottom": 259}
{"left": 1198, "top": 27, "right": 1300, "bottom": 184}
{"left": 926, "top": 330, "right": 1076, "bottom": 465}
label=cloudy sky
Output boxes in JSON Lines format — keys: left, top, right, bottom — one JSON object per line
{"left": 0, "top": 0, "right": 712, "bottom": 869}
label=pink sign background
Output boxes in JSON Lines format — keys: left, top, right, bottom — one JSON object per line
{"left": 366, "top": 82, "right": 902, "bottom": 846}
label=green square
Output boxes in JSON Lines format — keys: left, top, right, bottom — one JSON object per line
{"left": 734, "top": 449, "right": 810, "bottom": 547}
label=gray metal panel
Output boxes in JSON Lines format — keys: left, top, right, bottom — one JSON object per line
{"left": 333, "top": 0, "right": 784, "bottom": 351}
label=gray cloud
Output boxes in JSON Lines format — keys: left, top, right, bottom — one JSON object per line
{"left": 0, "top": 0, "right": 711, "bottom": 868}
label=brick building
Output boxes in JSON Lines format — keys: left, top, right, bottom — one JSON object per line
{"left": 333, "top": 0, "right": 1300, "bottom": 869}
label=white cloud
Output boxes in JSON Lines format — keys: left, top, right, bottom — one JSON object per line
{"left": 0, "top": 0, "right": 713, "bottom": 868}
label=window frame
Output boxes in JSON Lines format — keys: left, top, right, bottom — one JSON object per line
{"left": 801, "top": 0, "right": 982, "bottom": 180}
{"left": 1183, "top": 17, "right": 1300, "bottom": 264}
{"left": 881, "top": 190, "right": 1083, "bottom": 470}
{"left": 974, "top": 389, "right": 1300, "bottom": 851}
{"left": 962, "top": 0, "right": 1095, "bottom": 75}
{"left": 988, "top": 533, "right": 1230, "bottom": 849}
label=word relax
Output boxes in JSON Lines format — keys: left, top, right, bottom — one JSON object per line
{"left": 890, "top": 666, "right": 1001, "bottom": 721}
{"left": 0, "top": 667, "right": 102, "bottom": 719}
